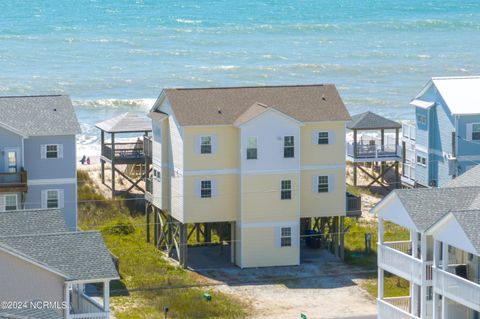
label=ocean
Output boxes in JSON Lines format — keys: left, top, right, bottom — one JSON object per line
{"left": 1, "top": 0, "right": 480, "bottom": 156}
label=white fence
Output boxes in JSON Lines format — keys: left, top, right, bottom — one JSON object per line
{"left": 70, "top": 288, "right": 108, "bottom": 319}
{"left": 378, "top": 299, "right": 419, "bottom": 319}
{"left": 434, "top": 268, "right": 480, "bottom": 312}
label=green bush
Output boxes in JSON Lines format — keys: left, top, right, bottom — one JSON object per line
{"left": 102, "top": 220, "right": 135, "bottom": 236}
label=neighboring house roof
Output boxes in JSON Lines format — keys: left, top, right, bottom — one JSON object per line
{"left": 0, "top": 95, "right": 81, "bottom": 136}
{"left": 95, "top": 112, "right": 152, "bottom": 133}
{"left": 0, "top": 304, "right": 62, "bottom": 319}
{"left": 418, "top": 76, "right": 480, "bottom": 115}
{"left": 233, "top": 102, "right": 269, "bottom": 126}
{"left": 393, "top": 186, "right": 480, "bottom": 231}
{"left": 346, "top": 111, "right": 401, "bottom": 130}
{"left": 449, "top": 210, "right": 480, "bottom": 254}
{"left": 0, "top": 209, "right": 69, "bottom": 236}
{"left": 443, "top": 165, "right": 480, "bottom": 188}
{"left": 154, "top": 84, "right": 351, "bottom": 126}
{"left": 0, "top": 231, "right": 119, "bottom": 281}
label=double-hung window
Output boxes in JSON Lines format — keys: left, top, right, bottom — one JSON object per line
{"left": 280, "top": 227, "right": 292, "bottom": 247}
{"left": 246, "top": 137, "right": 257, "bottom": 160}
{"left": 47, "top": 190, "right": 59, "bottom": 208}
{"left": 5, "top": 195, "right": 17, "bottom": 211}
{"left": 200, "top": 136, "right": 212, "bottom": 154}
{"left": 317, "top": 132, "right": 329, "bottom": 145}
{"left": 472, "top": 124, "right": 480, "bottom": 141}
{"left": 46, "top": 145, "right": 58, "bottom": 158}
{"left": 200, "top": 180, "right": 212, "bottom": 198}
{"left": 284, "top": 136, "right": 294, "bottom": 158}
{"left": 317, "top": 176, "right": 329, "bottom": 193}
{"left": 281, "top": 180, "right": 292, "bottom": 200}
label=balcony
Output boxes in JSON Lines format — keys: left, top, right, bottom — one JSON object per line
{"left": 378, "top": 298, "right": 419, "bottom": 319}
{"left": 379, "top": 242, "right": 422, "bottom": 285}
{"left": 346, "top": 141, "right": 401, "bottom": 162}
{"left": 101, "top": 142, "right": 145, "bottom": 164}
{"left": 346, "top": 192, "right": 361, "bottom": 217}
{"left": 71, "top": 288, "right": 109, "bottom": 319}
{"left": 0, "top": 170, "right": 27, "bottom": 193}
{"left": 434, "top": 268, "right": 480, "bottom": 312}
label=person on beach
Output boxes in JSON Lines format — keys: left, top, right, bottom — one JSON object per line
{"left": 86, "top": 157, "right": 91, "bottom": 165}
{"left": 80, "top": 155, "right": 86, "bottom": 165}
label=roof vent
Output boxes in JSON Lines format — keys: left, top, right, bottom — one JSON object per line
{"left": 53, "top": 108, "right": 57, "bottom": 111}
{"left": 322, "top": 94, "right": 326, "bottom": 101}
{"left": 217, "top": 108, "right": 222, "bottom": 114}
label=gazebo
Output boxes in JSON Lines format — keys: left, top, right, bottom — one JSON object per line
{"left": 346, "top": 111, "right": 402, "bottom": 190}
{"left": 96, "top": 112, "right": 152, "bottom": 197}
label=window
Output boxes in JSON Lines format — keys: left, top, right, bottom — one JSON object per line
{"left": 473, "top": 124, "right": 480, "bottom": 141}
{"left": 317, "top": 132, "right": 329, "bottom": 145}
{"left": 153, "top": 169, "right": 161, "bottom": 181}
{"left": 46, "top": 145, "right": 58, "bottom": 158}
{"left": 281, "top": 227, "right": 292, "bottom": 247}
{"left": 200, "top": 136, "right": 212, "bottom": 154}
{"left": 281, "top": 180, "right": 292, "bottom": 200}
{"left": 426, "top": 286, "right": 433, "bottom": 301}
{"left": 317, "top": 176, "right": 329, "bottom": 193}
{"left": 47, "top": 190, "right": 59, "bottom": 208}
{"left": 5, "top": 195, "right": 17, "bottom": 211}
{"left": 417, "top": 155, "right": 427, "bottom": 166}
{"left": 7, "top": 151, "right": 17, "bottom": 173}
{"left": 200, "top": 180, "right": 212, "bottom": 198}
{"left": 246, "top": 137, "right": 257, "bottom": 160}
{"left": 417, "top": 115, "right": 427, "bottom": 126}
{"left": 284, "top": 136, "right": 294, "bottom": 158}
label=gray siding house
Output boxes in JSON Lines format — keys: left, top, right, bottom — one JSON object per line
{"left": 0, "top": 95, "right": 80, "bottom": 229}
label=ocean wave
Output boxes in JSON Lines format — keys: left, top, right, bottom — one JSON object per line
{"left": 73, "top": 98, "right": 156, "bottom": 109}
{"left": 175, "top": 18, "right": 202, "bottom": 25}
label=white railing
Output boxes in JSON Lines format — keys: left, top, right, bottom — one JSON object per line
{"left": 385, "top": 241, "right": 412, "bottom": 255}
{"left": 402, "top": 123, "right": 416, "bottom": 141}
{"left": 385, "top": 296, "right": 411, "bottom": 313}
{"left": 434, "top": 268, "right": 480, "bottom": 312}
{"left": 379, "top": 244, "right": 423, "bottom": 284}
{"left": 71, "top": 288, "right": 108, "bottom": 319}
{"left": 378, "top": 299, "right": 419, "bottom": 319}
{"left": 346, "top": 142, "right": 399, "bottom": 159}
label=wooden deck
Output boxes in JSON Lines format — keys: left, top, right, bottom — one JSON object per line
{"left": 101, "top": 142, "right": 147, "bottom": 164}
{"left": 0, "top": 171, "right": 28, "bottom": 193}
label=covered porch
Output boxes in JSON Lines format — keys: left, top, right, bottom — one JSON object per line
{"left": 67, "top": 280, "right": 111, "bottom": 319}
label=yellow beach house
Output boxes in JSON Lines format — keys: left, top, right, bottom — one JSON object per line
{"left": 145, "top": 85, "right": 352, "bottom": 268}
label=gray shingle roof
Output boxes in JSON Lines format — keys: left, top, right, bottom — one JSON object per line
{"left": 0, "top": 209, "right": 69, "bottom": 237}
{"left": 159, "top": 84, "right": 351, "bottom": 126}
{"left": 0, "top": 304, "right": 62, "bottom": 319}
{"left": 0, "top": 231, "right": 119, "bottom": 281}
{"left": 394, "top": 187, "right": 480, "bottom": 231}
{"left": 96, "top": 112, "right": 152, "bottom": 133}
{"left": 0, "top": 95, "right": 81, "bottom": 136}
{"left": 347, "top": 111, "right": 401, "bottom": 130}
{"left": 443, "top": 165, "right": 480, "bottom": 188}
{"left": 450, "top": 210, "right": 480, "bottom": 254}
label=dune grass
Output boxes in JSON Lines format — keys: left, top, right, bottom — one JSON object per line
{"left": 77, "top": 170, "right": 247, "bottom": 319}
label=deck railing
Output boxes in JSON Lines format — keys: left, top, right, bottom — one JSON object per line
{"left": 71, "top": 288, "right": 108, "bottom": 319}
{"left": 346, "top": 142, "right": 399, "bottom": 159}
{"left": 384, "top": 241, "right": 412, "bottom": 255}
{"left": 102, "top": 142, "right": 145, "bottom": 160}
{"left": 0, "top": 170, "right": 27, "bottom": 192}
{"left": 378, "top": 298, "right": 419, "bottom": 319}
{"left": 433, "top": 268, "right": 480, "bottom": 312}
{"left": 379, "top": 243, "right": 422, "bottom": 284}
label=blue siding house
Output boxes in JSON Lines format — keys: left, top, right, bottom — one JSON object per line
{"left": 402, "top": 76, "right": 480, "bottom": 188}
{"left": 0, "top": 95, "right": 81, "bottom": 229}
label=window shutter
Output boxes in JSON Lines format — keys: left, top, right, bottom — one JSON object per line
{"left": 328, "top": 131, "right": 336, "bottom": 145}
{"left": 275, "top": 227, "right": 281, "bottom": 248}
{"left": 211, "top": 179, "right": 218, "bottom": 197}
{"left": 311, "top": 175, "right": 318, "bottom": 193}
{"left": 59, "top": 189, "right": 65, "bottom": 208}
{"left": 0, "top": 196, "right": 5, "bottom": 212}
{"left": 58, "top": 144, "right": 64, "bottom": 158}
{"left": 211, "top": 135, "right": 218, "bottom": 154}
{"left": 194, "top": 136, "right": 201, "bottom": 154}
{"left": 312, "top": 131, "right": 319, "bottom": 144}
{"left": 41, "top": 190, "right": 47, "bottom": 208}
{"left": 195, "top": 180, "right": 201, "bottom": 198}
{"left": 40, "top": 145, "right": 47, "bottom": 159}
{"left": 466, "top": 124, "right": 473, "bottom": 142}
{"left": 292, "top": 225, "right": 300, "bottom": 247}
{"left": 328, "top": 175, "right": 335, "bottom": 193}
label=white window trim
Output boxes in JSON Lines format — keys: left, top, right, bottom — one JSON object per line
{"left": 416, "top": 155, "right": 427, "bottom": 167}
{"left": 471, "top": 123, "right": 480, "bottom": 141}
{"left": 281, "top": 180, "right": 292, "bottom": 200}
{"left": 246, "top": 136, "right": 258, "bottom": 160}
{"left": 41, "top": 144, "right": 64, "bottom": 159}
{"left": 0, "top": 194, "right": 18, "bottom": 212}
{"left": 317, "top": 131, "right": 330, "bottom": 145}
{"left": 280, "top": 227, "right": 292, "bottom": 247}
{"left": 283, "top": 136, "right": 295, "bottom": 158}
{"left": 42, "top": 189, "right": 64, "bottom": 209}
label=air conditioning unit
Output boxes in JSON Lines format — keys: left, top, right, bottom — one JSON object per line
{"left": 429, "top": 180, "right": 437, "bottom": 187}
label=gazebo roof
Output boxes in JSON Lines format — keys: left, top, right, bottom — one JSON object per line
{"left": 95, "top": 112, "right": 152, "bottom": 133}
{"left": 347, "top": 111, "right": 401, "bottom": 130}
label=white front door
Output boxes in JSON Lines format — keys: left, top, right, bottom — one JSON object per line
{"left": 4, "top": 148, "right": 20, "bottom": 173}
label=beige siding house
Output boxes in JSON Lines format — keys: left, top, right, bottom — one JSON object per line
{"left": 145, "top": 85, "right": 351, "bottom": 268}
